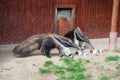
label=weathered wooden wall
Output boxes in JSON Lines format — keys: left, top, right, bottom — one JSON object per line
{"left": 76, "top": 0, "right": 113, "bottom": 38}
{"left": 0, "top": 0, "right": 119, "bottom": 44}
{"left": 0, "top": 0, "right": 55, "bottom": 44}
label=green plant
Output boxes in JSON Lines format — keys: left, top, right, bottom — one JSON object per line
{"left": 84, "top": 59, "right": 90, "bottom": 63}
{"left": 44, "top": 61, "right": 53, "bottom": 67}
{"left": 116, "top": 63, "right": 120, "bottom": 69}
{"left": 39, "top": 68, "right": 52, "bottom": 74}
{"left": 105, "top": 55, "right": 120, "bottom": 62}
{"left": 100, "top": 75, "right": 110, "bottom": 80}
{"left": 114, "top": 49, "right": 120, "bottom": 53}
{"left": 101, "top": 65, "right": 104, "bottom": 71}
{"left": 94, "top": 62, "right": 100, "bottom": 65}
{"left": 38, "top": 57, "right": 91, "bottom": 80}
{"left": 32, "top": 64, "right": 36, "bottom": 66}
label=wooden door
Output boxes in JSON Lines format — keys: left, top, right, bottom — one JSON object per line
{"left": 55, "top": 5, "right": 75, "bottom": 36}
{"left": 57, "top": 17, "right": 72, "bottom": 36}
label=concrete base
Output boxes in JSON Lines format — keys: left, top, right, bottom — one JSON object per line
{"left": 0, "top": 44, "right": 17, "bottom": 52}
{"left": 109, "top": 32, "right": 117, "bottom": 52}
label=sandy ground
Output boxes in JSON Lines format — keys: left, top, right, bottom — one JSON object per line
{"left": 0, "top": 38, "right": 120, "bottom": 80}
{"left": 0, "top": 50, "right": 120, "bottom": 80}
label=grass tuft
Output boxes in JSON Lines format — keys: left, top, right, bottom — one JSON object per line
{"left": 100, "top": 75, "right": 110, "bottom": 80}
{"left": 114, "top": 49, "right": 120, "bottom": 53}
{"left": 44, "top": 61, "right": 53, "bottom": 67}
{"left": 116, "top": 63, "right": 120, "bottom": 69}
{"left": 38, "top": 68, "right": 52, "bottom": 74}
{"left": 105, "top": 55, "right": 120, "bottom": 62}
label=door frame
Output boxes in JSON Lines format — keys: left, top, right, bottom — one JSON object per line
{"left": 54, "top": 5, "right": 76, "bottom": 34}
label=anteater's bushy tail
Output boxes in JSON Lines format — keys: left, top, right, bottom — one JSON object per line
{"left": 13, "top": 34, "right": 46, "bottom": 57}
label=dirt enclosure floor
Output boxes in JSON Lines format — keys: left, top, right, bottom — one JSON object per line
{"left": 0, "top": 38, "right": 120, "bottom": 80}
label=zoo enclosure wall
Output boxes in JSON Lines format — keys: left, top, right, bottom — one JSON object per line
{"left": 0, "top": 0, "right": 120, "bottom": 44}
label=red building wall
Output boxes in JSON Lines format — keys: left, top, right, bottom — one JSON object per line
{"left": 0, "top": 0, "right": 119, "bottom": 44}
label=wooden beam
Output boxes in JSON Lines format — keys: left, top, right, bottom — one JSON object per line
{"left": 111, "top": 0, "right": 119, "bottom": 32}
{"left": 109, "top": 0, "right": 119, "bottom": 52}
